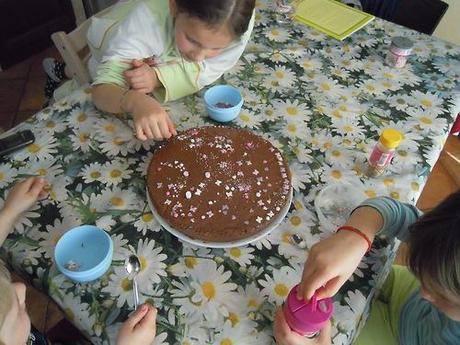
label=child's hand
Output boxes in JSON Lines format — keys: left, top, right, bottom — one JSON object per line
{"left": 274, "top": 307, "right": 331, "bottom": 345}
{"left": 2, "top": 177, "right": 47, "bottom": 218}
{"left": 131, "top": 95, "right": 177, "bottom": 140}
{"left": 125, "top": 59, "right": 159, "bottom": 94}
{"left": 298, "top": 231, "right": 368, "bottom": 302}
{"left": 116, "top": 304, "right": 157, "bottom": 345}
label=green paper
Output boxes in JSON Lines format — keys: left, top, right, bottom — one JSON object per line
{"left": 294, "top": 0, "right": 375, "bottom": 40}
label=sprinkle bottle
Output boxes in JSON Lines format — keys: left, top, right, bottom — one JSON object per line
{"left": 367, "top": 128, "right": 403, "bottom": 177}
{"left": 385, "top": 36, "right": 414, "bottom": 68}
{"left": 283, "top": 285, "right": 333, "bottom": 338}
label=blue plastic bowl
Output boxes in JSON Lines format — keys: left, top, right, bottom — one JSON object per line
{"left": 55, "top": 225, "right": 113, "bottom": 283}
{"left": 204, "top": 85, "right": 244, "bottom": 122}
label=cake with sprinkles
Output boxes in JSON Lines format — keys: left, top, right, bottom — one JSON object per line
{"left": 147, "top": 126, "right": 292, "bottom": 243}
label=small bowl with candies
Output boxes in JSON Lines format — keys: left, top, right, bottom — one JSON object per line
{"left": 204, "top": 84, "right": 244, "bottom": 122}
{"left": 54, "top": 225, "right": 113, "bottom": 283}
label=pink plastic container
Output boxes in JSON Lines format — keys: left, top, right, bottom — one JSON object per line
{"left": 283, "top": 285, "right": 333, "bottom": 337}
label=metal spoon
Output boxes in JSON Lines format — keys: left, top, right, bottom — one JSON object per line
{"left": 125, "top": 255, "right": 141, "bottom": 310}
{"left": 290, "top": 233, "right": 308, "bottom": 249}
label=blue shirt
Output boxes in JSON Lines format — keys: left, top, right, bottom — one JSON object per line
{"left": 360, "top": 197, "right": 460, "bottom": 345}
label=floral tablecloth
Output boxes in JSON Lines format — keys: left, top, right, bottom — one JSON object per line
{"left": 1, "top": 1, "right": 460, "bottom": 344}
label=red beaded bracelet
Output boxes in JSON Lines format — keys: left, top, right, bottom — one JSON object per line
{"left": 336, "top": 226, "right": 372, "bottom": 253}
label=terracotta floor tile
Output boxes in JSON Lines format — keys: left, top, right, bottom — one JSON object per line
{"left": 14, "top": 110, "right": 37, "bottom": 126}
{"left": 18, "top": 77, "right": 47, "bottom": 112}
{"left": 0, "top": 79, "right": 25, "bottom": 113}
{"left": 45, "top": 299, "right": 65, "bottom": 332}
{"left": 0, "top": 111, "right": 16, "bottom": 131}
{"left": 0, "top": 60, "right": 30, "bottom": 80}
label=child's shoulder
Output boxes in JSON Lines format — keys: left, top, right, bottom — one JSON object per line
{"left": 142, "top": 0, "right": 170, "bottom": 14}
{"left": 97, "top": 0, "right": 170, "bottom": 22}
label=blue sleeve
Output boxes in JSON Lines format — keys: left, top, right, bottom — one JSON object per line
{"left": 354, "top": 197, "right": 423, "bottom": 241}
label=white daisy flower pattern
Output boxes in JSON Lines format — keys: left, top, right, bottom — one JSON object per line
{"left": 265, "top": 27, "right": 291, "bottom": 42}
{"left": 236, "top": 109, "right": 262, "bottom": 129}
{"left": 289, "top": 162, "right": 311, "bottom": 191}
{"left": 189, "top": 260, "right": 238, "bottom": 322}
{"left": 132, "top": 238, "right": 167, "bottom": 292}
{"left": 11, "top": 131, "right": 58, "bottom": 162}
{"left": 0, "top": 6, "right": 458, "bottom": 345}
{"left": 94, "top": 186, "right": 139, "bottom": 211}
{"left": 224, "top": 246, "right": 255, "bottom": 267}
{"left": 274, "top": 99, "right": 311, "bottom": 124}
{"left": 80, "top": 162, "right": 103, "bottom": 183}
{"left": 0, "top": 163, "right": 17, "bottom": 188}
{"left": 100, "top": 160, "right": 133, "bottom": 186}
{"left": 259, "top": 265, "right": 301, "bottom": 304}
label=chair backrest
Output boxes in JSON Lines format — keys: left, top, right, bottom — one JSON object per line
{"left": 393, "top": 0, "right": 449, "bottom": 35}
{"left": 51, "top": 5, "right": 115, "bottom": 85}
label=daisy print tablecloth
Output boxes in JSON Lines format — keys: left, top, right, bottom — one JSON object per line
{"left": 1, "top": 0, "right": 460, "bottom": 344}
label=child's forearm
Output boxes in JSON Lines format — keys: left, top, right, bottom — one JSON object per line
{"left": 92, "top": 84, "right": 128, "bottom": 113}
{"left": 92, "top": 84, "right": 152, "bottom": 114}
{"left": 343, "top": 206, "right": 384, "bottom": 243}
{"left": 0, "top": 208, "right": 18, "bottom": 247}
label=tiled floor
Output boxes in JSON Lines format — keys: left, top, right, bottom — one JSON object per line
{"left": 1, "top": 45, "right": 459, "bottom": 342}
{"left": 0, "top": 46, "right": 60, "bottom": 132}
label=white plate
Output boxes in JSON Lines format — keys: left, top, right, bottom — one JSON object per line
{"left": 146, "top": 186, "right": 293, "bottom": 248}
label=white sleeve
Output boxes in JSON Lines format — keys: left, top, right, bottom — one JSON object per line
{"left": 197, "top": 12, "right": 255, "bottom": 88}
{"left": 102, "top": 2, "right": 164, "bottom": 62}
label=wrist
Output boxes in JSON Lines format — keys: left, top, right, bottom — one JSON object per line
{"left": 346, "top": 206, "right": 383, "bottom": 240}
{"left": 0, "top": 207, "right": 20, "bottom": 225}
{"left": 333, "top": 229, "right": 368, "bottom": 254}
{"left": 336, "top": 226, "right": 373, "bottom": 253}
{"left": 121, "top": 89, "right": 152, "bottom": 113}
{"left": 120, "top": 89, "right": 136, "bottom": 113}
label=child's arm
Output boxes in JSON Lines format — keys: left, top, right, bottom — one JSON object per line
{"left": 90, "top": 2, "right": 165, "bottom": 91}
{"left": 297, "top": 197, "right": 422, "bottom": 302}
{"left": 0, "top": 208, "right": 19, "bottom": 247}
{"left": 116, "top": 304, "right": 157, "bottom": 345}
{"left": 92, "top": 84, "right": 176, "bottom": 140}
{"left": 90, "top": 3, "right": 176, "bottom": 140}
{"left": 0, "top": 177, "right": 46, "bottom": 246}
{"left": 356, "top": 196, "right": 422, "bottom": 242}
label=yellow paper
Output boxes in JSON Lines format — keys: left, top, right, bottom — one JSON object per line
{"left": 294, "top": 0, "right": 375, "bottom": 40}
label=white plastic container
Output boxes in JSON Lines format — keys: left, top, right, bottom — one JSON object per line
{"left": 314, "top": 182, "right": 366, "bottom": 232}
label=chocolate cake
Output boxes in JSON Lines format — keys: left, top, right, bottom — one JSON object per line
{"left": 147, "top": 126, "right": 292, "bottom": 243}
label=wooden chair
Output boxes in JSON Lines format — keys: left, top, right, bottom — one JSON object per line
{"left": 51, "top": 5, "right": 114, "bottom": 86}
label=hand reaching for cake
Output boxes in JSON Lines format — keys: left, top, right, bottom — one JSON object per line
{"left": 123, "top": 91, "right": 177, "bottom": 141}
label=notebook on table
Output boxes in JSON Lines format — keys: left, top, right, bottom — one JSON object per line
{"left": 294, "top": 0, "right": 375, "bottom": 40}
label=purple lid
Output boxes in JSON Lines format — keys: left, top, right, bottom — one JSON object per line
{"left": 283, "top": 285, "right": 333, "bottom": 335}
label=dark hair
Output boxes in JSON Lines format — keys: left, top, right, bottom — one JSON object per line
{"left": 408, "top": 190, "right": 460, "bottom": 296}
{"left": 175, "top": 0, "right": 255, "bottom": 37}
